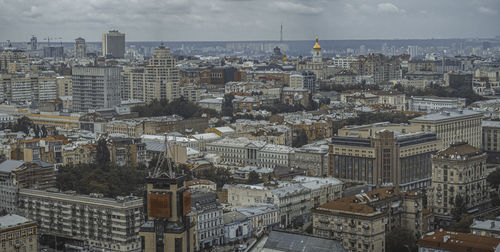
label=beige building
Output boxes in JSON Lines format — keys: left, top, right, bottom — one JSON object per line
{"left": 312, "top": 187, "right": 423, "bottom": 252}
{"left": 410, "top": 110, "right": 483, "bottom": 149}
{"left": 56, "top": 75, "right": 72, "bottom": 98}
{"left": 19, "top": 189, "right": 143, "bottom": 251}
{"left": 0, "top": 214, "right": 38, "bottom": 252}
{"left": 330, "top": 123, "right": 442, "bottom": 190}
{"left": 427, "top": 143, "right": 488, "bottom": 222}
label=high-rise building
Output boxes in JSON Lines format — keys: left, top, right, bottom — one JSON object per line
{"left": 74, "top": 37, "right": 86, "bottom": 58}
{"left": 29, "top": 35, "right": 37, "bottom": 51}
{"left": 140, "top": 174, "right": 195, "bottom": 252}
{"left": 427, "top": 143, "right": 488, "bottom": 223}
{"left": 102, "top": 30, "right": 125, "bottom": 59}
{"left": 72, "top": 66, "right": 121, "bottom": 112}
{"left": 144, "top": 46, "right": 179, "bottom": 102}
{"left": 43, "top": 46, "right": 64, "bottom": 58}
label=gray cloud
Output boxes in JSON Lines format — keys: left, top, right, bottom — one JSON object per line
{"left": 0, "top": 0, "right": 498, "bottom": 42}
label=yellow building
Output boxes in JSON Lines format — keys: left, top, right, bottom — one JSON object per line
{"left": 410, "top": 110, "right": 483, "bottom": 149}
{"left": 428, "top": 143, "right": 489, "bottom": 223}
{"left": 0, "top": 214, "right": 38, "bottom": 252}
{"left": 26, "top": 113, "right": 81, "bottom": 130}
{"left": 312, "top": 187, "right": 423, "bottom": 252}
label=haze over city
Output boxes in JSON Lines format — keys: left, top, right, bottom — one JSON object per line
{"left": 1, "top": 0, "right": 500, "bottom": 252}
{"left": 1, "top": 0, "right": 499, "bottom": 41}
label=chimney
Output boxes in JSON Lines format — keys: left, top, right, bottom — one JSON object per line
{"left": 443, "top": 235, "right": 450, "bottom": 243}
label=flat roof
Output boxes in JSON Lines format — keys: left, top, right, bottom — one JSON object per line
{"left": 0, "top": 214, "right": 32, "bottom": 230}
{"left": 410, "top": 110, "right": 482, "bottom": 122}
{"left": 264, "top": 230, "right": 346, "bottom": 252}
{"left": 418, "top": 229, "right": 500, "bottom": 251}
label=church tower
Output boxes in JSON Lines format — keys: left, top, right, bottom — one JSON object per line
{"left": 312, "top": 36, "right": 322, "bottom": 63}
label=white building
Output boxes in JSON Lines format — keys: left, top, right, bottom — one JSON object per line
{"left": 409, "top": 96, "right": 466, "bottom": 112}
{"left": 289, "top": 73, "right": 304, "bottom": 89}
{"left": 0, "top": 160, "right": 24, "bottom": 213}
{"left": 198, "top": 98, "right": 223, "bottom": 113}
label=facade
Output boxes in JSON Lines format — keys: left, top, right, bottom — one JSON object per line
{"left": 236, "top": 205, "right": 279, "bottom": 232}
{"left": 72, "top": 66, "right": 121, "bottom": 112}
{"left": 56, "top": 75, "right": 72, "bottom": 98}
{"left": 427, "top": 143, "right": 488, "bottom": 222}
{"left": 190, "top": 191, "right": 224, "bottom": 250}
{"left": 291, "top": 176, "right": 343, "bottom": 209}
{"left": 18, "top": 189, "right": 144, "bottom": 251}
{"left": 0, "top": 214, "right": 38, "bottom": 252}
{"left": 289, "top": 73, "right": 304, "bottom": 89}
{"left": 0, "top": 160, "right": 24, "bottom": 213}
{"left": 272, "top": 184, "right": 311, "bottom": 227}
{"left": 143, "top": 46, "right": 180, "bottom": 103}
{"left": 312, "top": 187, "right": 423, "bottom": 252}
{"left": 222, "top": 212, "right": 252, "bottom": 244}
{"left": 329, "top": 123, "right": 441, "bottom": 190}
{"left": 140, "top": 174, "right": 195, "bottom": 252}
{"left": 417, "top": 229, "right": 500, "bottom": 252}
{"left": 74, "top": 37, "right": 86, "bottom": 59}
{"left": 410, "top": 109, "right": 483, "bottom": 149}
{"left": 0, "top": 73, "right": 57, "bottom": 104}
{"left": 102, "top": 30, "right": 125, "bottom": 58}
{"left": 409, "top": 96, "right": 466, "bottom": 112}
{"left": 482, "top": 121, "right": 500, "bottom": 163}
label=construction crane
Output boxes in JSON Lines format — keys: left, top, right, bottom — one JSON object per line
{"left": 43, "top": 37, "right": 62, "bottom": 47}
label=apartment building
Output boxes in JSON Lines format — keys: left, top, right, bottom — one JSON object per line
{"left": 72, "top": 66, "right": 121, "bottom": 112}
{"left": 409, "top": 109, "right": 483, "bottom": 149}
{"left": 236, "top": 205, "right": 279, "bottom": 232}
{"left": 0, "top": 214, "right": 38, "bottom": 252}
{"left": 329, "top": 123, "right": 441, "bottom": 190}
{"left": 312, "top": 187, "right": 423, "bottom": 252}
{"left": 190, "top": 191, "right": 224, "bottom": 250}
{"left": 482, "top": 121, "right": 500, "bottom": 163}
{"left": 0, "top": 160, "right": 24, "bottom": 213}
{"left": 427, "top": 143, "right": 488, "bottom": 224}
{"left": 18, "top": 189, "right": 144, "bottom": 251}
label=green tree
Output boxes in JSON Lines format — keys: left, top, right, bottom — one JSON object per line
{"left": 450, "top": 214, "right": 474, "bottom": 233}
{"left": 487, "top": 168, "right": 500, "bottom": 189}
{"left": 11, "top": 116, "right": 33, "bottom": 135}
{"left": 386, "top": 227, "right": 417, "bottom": 252}
{"left": 95, "top": 138, "right": 110, "bottom": 167}
{"left": 247, "top": 171, "right": 262, "bottom": 185}
{"left": 34, "top": 125, "right": 40, "bottom": 138}
{"left": 41, "top": 125, "right": 48, "bottom": 138}
{"left": 451, "top": 195, "right": 466, "bottom": 221}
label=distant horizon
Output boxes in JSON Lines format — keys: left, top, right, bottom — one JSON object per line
{"left": 4, "top": 36, "right": 499, "bottom": 44}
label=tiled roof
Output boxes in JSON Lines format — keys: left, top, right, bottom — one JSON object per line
{"left": 417, "top": 229, "right": 500, "bottom": 252}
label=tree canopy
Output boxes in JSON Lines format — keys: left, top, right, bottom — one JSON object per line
{"left": 132, "top": 97, "right": 218, "bottom": 119}
{"left": 247, "top": 171, "right": 262, "bottom": 185}
{"left": 56, "top": 163, "right": 147, "bottom": 197}
{"left": 386, "top": 227, "right": 417, "bottom": 252}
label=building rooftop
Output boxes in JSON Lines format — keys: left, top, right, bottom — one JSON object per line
{"left": 0, "top": 214, "right": 32, "bottom": 230}
{"left": 272, "top": 184, "right": 310, "bottom": 197}
{"left": 236, "top": 205, "right": 278, "bottom": 217}
{"left": 436, "top": 142, "right": 482, "bottom": 158}
{"left": 223, "top": 211, "right": 248, "bottom": 224}
{"left": 417, "top": 229, "right": 500, "bottom": 251}
{"left": 0, "top": 160, "right": 25, "bottom": 173}
{"left": 471, "top": 218, "right": 500, "bottom": 233}
{"left": 263, "top": 230, "right": 346, "bottom": 252}
{"left": 410, "top": 109, "right": 482, "bottom": 122}
{"left": 315, "top": 187, "right": 412, "bottom": 216}
{"left": 483, "top": 120, "right": 500, "bottom": 128}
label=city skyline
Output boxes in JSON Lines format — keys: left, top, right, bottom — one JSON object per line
{"left": 0, "top": 0, "right": 499, "bottom": 42}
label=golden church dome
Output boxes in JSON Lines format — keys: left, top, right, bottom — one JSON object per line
{"left": 313, "top": 36, "right": 321, "bottom": 51}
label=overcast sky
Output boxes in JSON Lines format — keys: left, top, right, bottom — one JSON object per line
{"left": 0, "top": 0, "right": 499, "bottom": 42}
